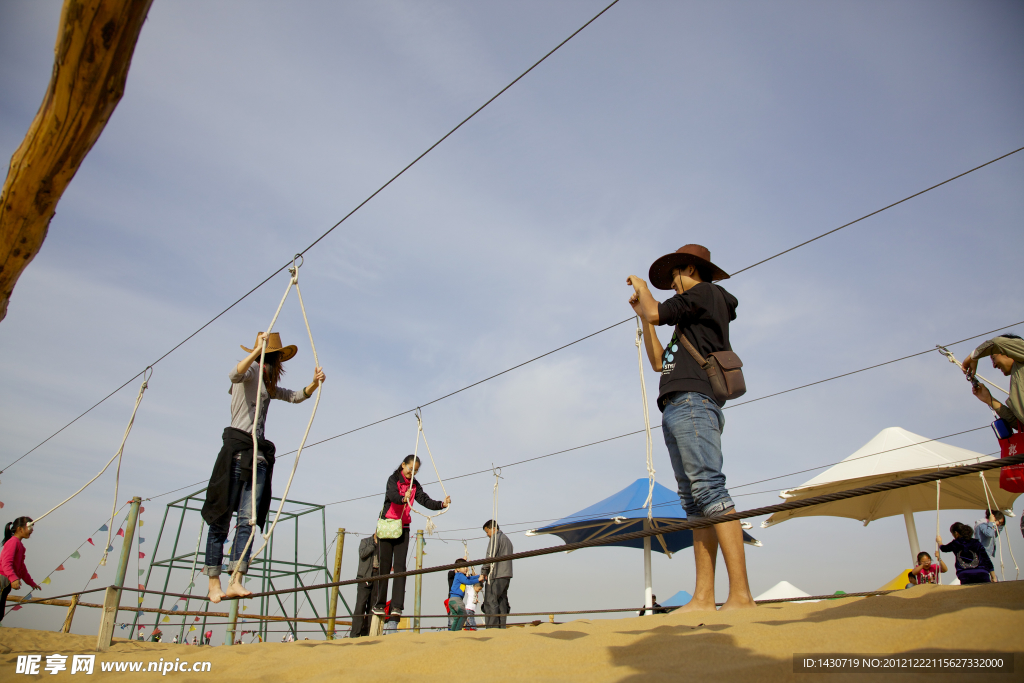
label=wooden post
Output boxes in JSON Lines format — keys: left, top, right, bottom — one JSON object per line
{"left": 61, "top": 594, "right": 80, "bottom": 634}
{"left": 413, "top": 530, "right": 424, "bottom": 634}
{"left": 96, "top": 496, "right": 141, "bottom": 651}
{"left": 0, "top": 0, "right": 154, "bottom": 322}
{"left": 96, "top": 587, "right": 119, "bottom": 651}
{"left": 326, "top": 528, "right": 345, "bottom": 640}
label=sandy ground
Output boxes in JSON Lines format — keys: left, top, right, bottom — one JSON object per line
{"left": 1, "top": 582, "right": 1022, "bottom": 682}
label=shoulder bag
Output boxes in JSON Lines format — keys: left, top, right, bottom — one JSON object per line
{"left": 675, "top": 330, "right": 746, "bottom": 403}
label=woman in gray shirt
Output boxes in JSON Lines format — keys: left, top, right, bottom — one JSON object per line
{"left": 202, "top": 331, "right": 325, "bottom": 603}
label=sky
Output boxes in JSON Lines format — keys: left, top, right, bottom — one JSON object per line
{"left": 1, "top": 0, "right": 1022, "bottom": 641}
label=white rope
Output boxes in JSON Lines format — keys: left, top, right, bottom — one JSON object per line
{"left": 635, "top": 318, "right": 656, "bottom": 519}
{"left": 407, "top": 411, "right": 449, "bottom": 535}
{"left": 978, "top": 471, "right": 1018, "bottom": 580}
{"left": 487, "top": 466, "right": 501, "bottom": 584}
{"left": 235, "top": 262, "right": 324, "bottom": 583}
{"left": 32, "top": 367, "right": 152, "bottom": 567}
{"left": 934, "top": 480, "right": 941, "bottom": 584}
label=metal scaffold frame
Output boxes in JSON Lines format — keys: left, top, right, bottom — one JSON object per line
{"left": 132, "top": 487, "right": 348, "bottom": 642}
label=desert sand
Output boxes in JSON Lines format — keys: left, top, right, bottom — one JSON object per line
{"left": 2, "top": 582, "right": 1021, "bottom": 681}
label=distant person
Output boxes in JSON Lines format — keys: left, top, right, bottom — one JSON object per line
{"left": 448, "top": 560, "right": 482, "bottom": 631}
{"left": 628, "top": 245, "right": 756, "bottom": 611}
{"left": 638, "top": 595, "right": 669, "bottom": 616}
{"left": 974, "top": 511, "right": 1005, "bottom": 566}
{"left": 0, "top": 516, "right": 42, "bottom": 622}
{"left": 481, "top": 520, "right": 513, "bottom": 628}
{"left": 937, "top": 523, "right": 995, "bottom": 584}
{"left": 372, "top": 455, "right": 450, "bottom": 624}
{"left": 204, "top": 630, "right": 213, "bottom": 645}
{"left": 172, "top": 635, "right": 179, "bottom": 644}
{"left": 350, "top": 533, "right": 379, "bottom": 638}
{"left": 191, "top": 636, "right": 198, "bottom": 646}
{"left": 961, "top": 334, "right": 1023, "bottom": 429}
{"left": 201, "top": 331, "right": 325, "bottom": 604}
{"left": 908, "top": 552, "right": 947, "bottom": 586}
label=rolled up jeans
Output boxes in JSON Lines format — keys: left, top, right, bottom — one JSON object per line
{"left": 661, "top": 391, "right": 734, "bottom": 518}
{"left": 203, "top": 456, "right": 267, "bottom": 576}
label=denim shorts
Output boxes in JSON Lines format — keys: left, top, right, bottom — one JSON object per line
{"left": 661, "top": 391, "right": 734, "bottom": 518}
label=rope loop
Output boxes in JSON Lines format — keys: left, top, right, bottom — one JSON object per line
{"left": 635, "top": 317, "right": 656, "bottom": 519}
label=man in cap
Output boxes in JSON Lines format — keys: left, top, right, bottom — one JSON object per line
{"left": 627, "top": 245, "right": 755, "bottom": 611}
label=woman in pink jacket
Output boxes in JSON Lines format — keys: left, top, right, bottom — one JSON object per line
{"left": 1, "top": 516, "right": 41, "bottom": 621}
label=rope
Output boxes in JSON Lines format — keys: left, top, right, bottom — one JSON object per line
{"left": 407, "top": 410, "right": 449, "bottom": 535}
{"left": 486, "top": 466, "right": 502, "bottom": 583}
{"left": 936, "top": 346, "right": 1010, "bottom": 396}
{"left": 934, "top": 481, "right": 941, "bottom": 585}
{"left": 978, "top": 471, "right": 1018, "bottom": 580}
{"left": 236, "top": 257, "right": 324, "bottom": 582}
{"left": 635, "top": 318, "right": 656, "bottom": 518}
{"left": 32, "top": 368, "right": 152, "bottom": 568}
{"left": 99, "top": 452, "right": 1022, "bottom": 604}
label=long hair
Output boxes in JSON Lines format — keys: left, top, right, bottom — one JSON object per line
{"left": 3, "top": 516, "right": 32, "bottom": 546}
{"left": 394, "top": 454, "right": 421, "bottom": 479}
{"left": 262, "top": 352, "right": 286, "bottom": 396}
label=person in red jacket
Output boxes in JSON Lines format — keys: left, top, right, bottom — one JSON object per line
{"left": 1, "top": 516, "right": 42, "bottom": 621}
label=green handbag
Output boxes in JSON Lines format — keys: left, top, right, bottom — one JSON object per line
{"left": 376, "top": 516, "right": 403, "bottom": 539}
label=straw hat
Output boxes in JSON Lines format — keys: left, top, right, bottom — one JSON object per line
{"left": 648, "top": 244, "right": 729, "bottom": 290}
{"left": 240, "top": 332, "right": 297, "bottom": 362}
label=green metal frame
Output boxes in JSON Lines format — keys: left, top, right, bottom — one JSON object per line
{"left": 131, "top": 487, "right": 348, "bottom": 643}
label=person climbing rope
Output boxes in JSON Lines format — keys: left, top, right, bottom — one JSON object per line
{"left": 961, "top": 333, "right": 1024, "bottom": 429}
{"left": 937, "top": 522, "right": 995, "bottom": 584}
{"left": 627, "top": 244, "right": 755, "bottom": 612}
{"left": 372, "top": 455, "right": 450, "bottom": 623}
{"left": 201, "top": 331, "right": 325, "bottom": 603}
{"left": 0, "top": 517, "right": 41, "bottom": 622}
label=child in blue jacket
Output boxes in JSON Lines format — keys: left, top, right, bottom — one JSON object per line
{"left": 448, "top": 560, "right": 482, "bottom": 631}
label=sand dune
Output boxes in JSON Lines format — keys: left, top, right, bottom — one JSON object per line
{"left": 2, "top": 582, "right": 1021, "bottom": 681}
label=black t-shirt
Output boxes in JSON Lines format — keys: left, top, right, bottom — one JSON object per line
{"left": 656, "top": 282, "right": 738, "bottom": 411}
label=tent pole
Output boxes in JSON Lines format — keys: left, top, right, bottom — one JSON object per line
{"left": 903, "top": 507, "right": 921, "bottom": 564}
{"left": 643, "top": 521, "right": 653, "bottom": 614}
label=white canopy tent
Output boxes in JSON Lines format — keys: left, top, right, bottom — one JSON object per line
{"left": 762, "top": 427, "right": 1019, "bottom": 564}
{"left": 754, "top": 580, "right": 818, "bottom": 603}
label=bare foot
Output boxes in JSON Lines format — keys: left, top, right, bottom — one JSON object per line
{"left": 208, "top": 577, "right": 225, "bottom": 604}
{"left": 224, "top": 577, "right": 252, "bottom": 599}
{"left": 719, "top": 596, "right": 757, "bottom": 611}
{"left": 674, "top": 599, "right": 717, "bottom": 614}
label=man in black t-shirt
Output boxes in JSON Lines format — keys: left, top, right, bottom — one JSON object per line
{"left": 627, "top": 244, "right": 755, "bottom": 612}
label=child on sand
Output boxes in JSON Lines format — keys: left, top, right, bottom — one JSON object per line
{"left": 449, "top": 560, "right": 482, "bottom": 631}
{"left": 464, "top": 581, "right": 483, "bottom": 629}
{"left": 0, "top": 516, "right": 42, "bottom": 622}
{"left": 908, "top": 552, "right": 947, "bottom": 585}
{"left": 200, "top": 332, "right": 325, "bottom": 604}
{"left": 938, "top": 523, "right": 995, "bottom": 584}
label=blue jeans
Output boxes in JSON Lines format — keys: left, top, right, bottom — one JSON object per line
{"left": 661, "top": 392, "right": 734, "bottom": 518}
{"left": 203, "top": 457, "right": 267, "bottom": 576}
{"left": 448, "top": 596, "right": 467, "bottom": 631}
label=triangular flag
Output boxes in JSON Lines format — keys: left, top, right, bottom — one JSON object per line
{"left": 42, "top": 577, "right": 51, "bottom": 585}
{"left": 99, "top": 525, "right": 108, "bottom": 532}
{"left": 11, "top": 605, "right": 21, "bottom": 611}
{"left": 56, "top": 564, "right": 65, "bottom": 571}
{"left": 172, "top": 605, "right": 179, "bottom": 611}
{"left": 139, "top": 520, "right": 144, "bottom": 526}
{"left": 24, "top": 593, "right": 33, "bottom": 600}
{"left": 107, "top": 545, "right": 113, "bottom": 552}
{"left": 116, "top": 528, "right": 125, "bottom": 537}
{"left": 178, "top": 597, "right": 186, "bottom": 601}
{"left": 139, "top": 552, "right": 145, "bottom": 559}
{"left": 194, "top": 617, "right": 200, "bottom": 622}
{"left": 162, "top": 616, "right": 170, "bottom": 623}
{"left": 242, "top": 606, "right": 247, "bottom": 611}
{"left": 138, "top": 597, "right": 145, "bottom": 604}
{"left": 87, "top": 538, "right": 94, "bottom": 546}
{"left": 139, "top": 570, "right": 145, "bottom": 575}
{"left": 137, "top": 611, "right": 144, "bottom": 617}
{"left": 139, "top": 537, "right": 145, "bottom": 543}
{"left": 187, "top": 582, "right": 194, "bottom": 589}
{"left": 0, "top": 502, "right": 5, "bottom": 508}
{"left": 91, "top": 573, "right": 99, "bottom": 580}
{"left": 139, "top": 584, "right": 145, "bottom": 590}
{"left": 70, "top": 550, "right": 80, "bottom": 559}
{"left": 189, "top": 626, "right": 196, "bottom": 632}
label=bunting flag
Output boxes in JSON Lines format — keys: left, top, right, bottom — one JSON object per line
{"left": 162, "top": 617, "right": 170, "bottom": 623}
{"left": 91, "top": 573, "right": 99, "bottom": 580}
{"left": 139, "top": 520, "right": 144, "bottom": 527}
{"left": 139, "top": 570, "right": 145, "bottom": 576}
{"left": 139, "top": 537, "right": 145, "bottom": 543}
{"left": 139, "top": 552, "right": 145, "bottom": 559}
{"left": 87, "top": 538, "right": 94, "bottom": 546}
{"left": 172, "top": 605, "right": 179, "bottom": 612}
{"left": 138, "top": 597, "right": 145, "bottom": 604}
{"left": 138, "top": 584, "right": 145, "bottom": 590}
{"left": 242, "top": 606, "right": 247, "bottom": 611}
{"left": 140, "top": 507, "right": 145, "bottom": 513}
{"left": 42, "top": 577, "right": 51, "bottom": 585}
{"left": 178, "top": 597, "right": 186, "bottom": 601}
{"left": 189, "top": 626, "right": 196, "bottom": 632}
{"left": 56, "top": 565, "right": 65, "bottom": 571}
{"left": 116, "top": 528, "right": 125, "bottom": 537}
{"left": 24, "top": 593, "right": 33, "bottom": 600}
{"left": 99, "top": 525, "right": 108, "bottom": 532}
{"left": 137, "top": 612, "right": 144, "bottom": 618}
{"left": 187, "top": 582, "right": 195, "bottom": 589}
{"left": 0, "top": 502, "right": 5, "bottom": 508}
{"left": 107, "top": 545, "right": 113, "bottom": 552}
{"left": 194, "top": 617, "right": 200, "bottom": 622}
{"left": 11, "top": 605, "right": 21, "bottom": 611}
{"left": 70, "top": 550, "right": 80, "bottom": 559}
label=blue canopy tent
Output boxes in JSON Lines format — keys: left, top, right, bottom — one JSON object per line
{"left": 527, "top": 479, "right": 760, "bottom": 614}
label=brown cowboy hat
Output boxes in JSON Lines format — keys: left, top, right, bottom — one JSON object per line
{"left": 648, "top": 244, "right": 729, "bottom": 290}
{"left": 240, "top": 332, "right": 297, "bottom": 362}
